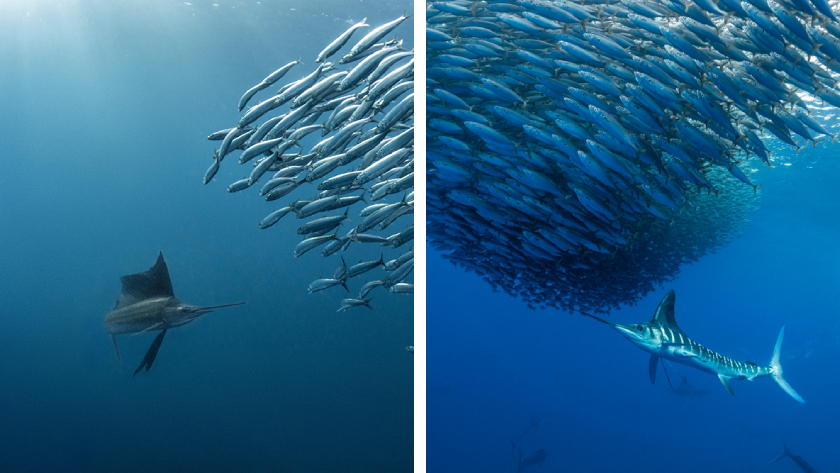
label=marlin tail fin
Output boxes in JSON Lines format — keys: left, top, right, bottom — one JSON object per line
{"left": 768, "top": 434, "right": 791, "bottom": 464}
{"left": 770, "top": 326, "right": 805, "bottom": 403}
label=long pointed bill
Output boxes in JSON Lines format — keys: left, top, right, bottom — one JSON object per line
{"left": 197, "top": 301, "right": 247, "bottom": 311}
{"left": 577, "top": 309, "right": 616, "bottom": 327}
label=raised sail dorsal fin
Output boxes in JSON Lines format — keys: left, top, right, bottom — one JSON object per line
{"left": 114, "top": 252, "right": 175, "bottom": 310}
{"left": 651, "top": 289, "right": 681, "bottom": 332}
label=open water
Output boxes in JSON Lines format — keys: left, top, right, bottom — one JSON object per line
{"left": 428, "top": 144, "right": 840, "bottom": 472}
{"left": 0, "top": 1, "right": 413, "bottom": 471}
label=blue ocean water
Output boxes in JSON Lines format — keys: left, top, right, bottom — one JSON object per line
{"left": 428, "top": 146, "right": 840, "bottom": 472}
{"left": 0, "top": 1, "right": 413, "bottom": 471}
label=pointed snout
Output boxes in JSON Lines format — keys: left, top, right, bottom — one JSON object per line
{"left": 582, "top": 311, "right": 642, "bottom": 340}
{"left": 612, "top": 323, "right": 642, "bottom": 340}
{"left": 186, "top": 301, "right": 246, "bottom": 317}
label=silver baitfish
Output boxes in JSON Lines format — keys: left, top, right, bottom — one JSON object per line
{"left": 427, "top": 0, "right": 839, "bottom": 312}
{"left": 337, "top": 298, "right": 374, "bottom": 312}
{"left": 203, "top": 14, "right": 414, "bottom": 309}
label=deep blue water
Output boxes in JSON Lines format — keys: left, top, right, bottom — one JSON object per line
{"left": 428, "top": 145, "right": 840, "bottom": 472}
{"left": 0, "top": 1, "right": 413, "bottom": 471}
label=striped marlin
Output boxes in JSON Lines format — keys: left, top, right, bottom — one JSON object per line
{"left": 585, "top": 290, "right": 804, "bottom": 403}
{"left": 104, "top": 252, "right": 245, "bottom": 376}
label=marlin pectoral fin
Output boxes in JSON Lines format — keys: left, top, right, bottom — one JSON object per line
{"left": 648, "top": 354, "right": 659, "bottom": 384}
{"left": 673, "top": 349, "right": 698, "bottom": 358}
{"left": 718, "top": 374, "right": 734, "bottom": 396}
{"left": 133, "top": 329, "right": 167, "bottom": 377}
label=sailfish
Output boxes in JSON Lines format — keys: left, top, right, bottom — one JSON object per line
{"left": 104, "top": 252, "right": 245, "bottom": 375}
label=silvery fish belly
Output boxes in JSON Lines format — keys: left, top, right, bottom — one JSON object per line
{"left": 104, "top": 296, "right": 175, "bottom": 335}
{"left": 204, "top": 14, "right": 414, "bottom": 312}
{"left": 426, "top": 0, "right": 840, "bottom": 313}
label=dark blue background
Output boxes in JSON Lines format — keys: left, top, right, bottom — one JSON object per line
{"left": 428, "top": 146, "right": 840, "bottom": 472}
{"left": 0, "top": 1, "right": 413, "bottom": 471}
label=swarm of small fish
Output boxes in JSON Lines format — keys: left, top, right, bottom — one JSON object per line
{"left": 426, "top": 0, "right": 839, "bottom": 312}
{"left": 203, "top": 14, "right": 414, "bottom": 311}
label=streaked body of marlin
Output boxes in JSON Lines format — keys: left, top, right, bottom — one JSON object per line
{"left": 104, "top": 252, "right": 245, "bottom": 376}
{"left": 585, "top": 290, "right": 804, "bottom": 403}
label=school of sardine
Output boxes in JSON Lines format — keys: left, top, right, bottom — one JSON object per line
{"left": 203, "top": 14, "right": 414, "bottom": 311}
{"left": 427, "top": 0, "right": 840, "bottom": 313}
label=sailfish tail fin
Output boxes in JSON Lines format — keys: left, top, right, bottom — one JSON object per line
{"left": 770, "top": 326, "right": 805, "bottom": 403}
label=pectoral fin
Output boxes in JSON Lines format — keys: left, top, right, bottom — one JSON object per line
{"left": 648, "top": 354, "right": 659, "bottom": 384}
{"left": 131, "top": 321, "right": 164, "bottom": 336}
{"left": 718, "top": 374, "right": 734, "bottom": 396}
{"left": 663, "top": 343, "right": 704, "bottom": 360}
{"left": 133, "top": 329, "right": 167, "bottom": 376}
{"left": 673, "top": 349, "right": 698, "bottom": 358}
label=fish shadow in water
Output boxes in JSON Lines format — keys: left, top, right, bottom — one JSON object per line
{"left": 661, "top": 361, "right": 712, "bottom": 404}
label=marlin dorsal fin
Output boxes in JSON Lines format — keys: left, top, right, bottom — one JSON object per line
{"left": 114, "top": 251, "right": 175, "bottom": 310}
{"left": 651, "top": 289, "right": 681, "bottom": 331}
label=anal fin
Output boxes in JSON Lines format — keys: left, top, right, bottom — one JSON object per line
{"left": 718, "top": 374, "right": 734, "bottom": 396}
{"left": 111, "top": 334, "right": 121, "bottom": 363}
{"left": 133, "top": 329, "right": 167, "bottom": 376}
